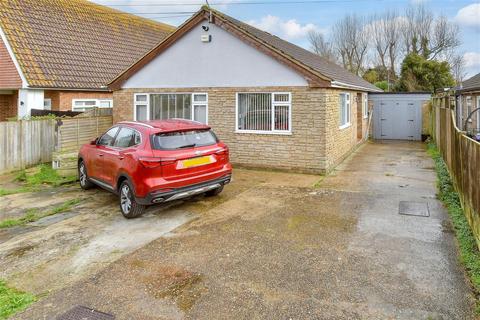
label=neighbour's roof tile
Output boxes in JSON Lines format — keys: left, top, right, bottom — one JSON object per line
{"left": 0, "top": 0, "right": 175, "bottom": 89}
{"left": 460, "top": 72, "right": 480, "bottom": 92}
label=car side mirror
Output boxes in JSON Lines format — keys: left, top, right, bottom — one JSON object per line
{"left": 90, "top": 138, "right": 98, "bottom": 145}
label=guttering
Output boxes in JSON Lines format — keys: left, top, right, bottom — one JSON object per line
{"left": 331, "top": 80, "right": 382, "bottom": 93}
{"left": 29, "top": 87, "right": 112, "bottom": 92}
{"left": 0, "top": 25, "right": 28, "bottom": 88}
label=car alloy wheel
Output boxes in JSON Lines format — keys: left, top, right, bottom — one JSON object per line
{"left": 79, "top": 163, "right": 87, "bottom": 187}
{"left": 120, "top": 184, "right": 132, "bottom": 214}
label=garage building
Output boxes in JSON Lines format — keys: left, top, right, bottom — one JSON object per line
{"left": 370, "top": 93, "right": 431, "bottom": 141}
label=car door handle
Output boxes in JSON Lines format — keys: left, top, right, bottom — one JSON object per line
{"left": 98, "top": 154, "right": 104, "bottom": 157}
{"left": 118, "top": 156, "right": 124, "bottom": 160}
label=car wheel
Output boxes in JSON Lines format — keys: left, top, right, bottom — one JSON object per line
{"left": 205, "top": 185, "right": 224, "bottom": 197}
{"left": 119, "top": 180, "right": 145, "bottom": 219}
{"left": 78, "top": 161, "right": 94, "bottom": 190}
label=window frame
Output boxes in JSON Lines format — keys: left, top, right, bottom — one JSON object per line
{"left": 235, "top": 92, "right": 292, "bottom": 135}
{"left": 133, "top": 93, "right": 208, "bottom": 124}
{"left": 339, "top": 92, "right": 351, "bottom": 129}
{"left": 97, "top": 126, "right": 120, "bottom": 147}
{"left": 72, "top": 98, "right": 113, "bottom": 112}
{"left": 112, "top": 126, "right": 142, "bottom": 149}
{"left": 362, "top": 93, "right": 368, "bottom": 119}
{"left": 44, "top": 98, "right": 52, "bottom": 110}
{"left": 477, "top": 96, "right": 480, "bottom": 132}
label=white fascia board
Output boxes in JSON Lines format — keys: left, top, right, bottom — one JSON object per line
{"left": 331, "top": 80, "right": 383, "bottom": 93}
{"left": 0, "top": 25, "right": 29, "bottom": 88}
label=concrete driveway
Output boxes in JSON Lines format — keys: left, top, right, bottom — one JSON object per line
{"left": 14, "top": 141, "right": 475, "bottom": 319}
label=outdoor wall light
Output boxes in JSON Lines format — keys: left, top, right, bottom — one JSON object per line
{"left": 202, "top": 25, "right": 209, "bottom": 32}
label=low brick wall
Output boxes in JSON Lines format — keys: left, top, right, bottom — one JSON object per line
{"left": 114, "top": 86, "right": 365, "bottom": 173}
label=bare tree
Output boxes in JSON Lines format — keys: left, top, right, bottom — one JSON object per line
{"left": 402, "top": 4, "right": 460, "bottom": 59}
{"left": 369, "top": 13, "right": 389, "bottom": 71}
{"left": 308, "top": 30, "right": 336, "bottom": 63}
{"left": 384, "top": 11, "right": 402, "bottom": 78}
{"left": 448, "top": 53, "right": 466, "bottom": 84}
{"left": 332, "top": 14, "right": 369, "bottom": 75}
{"left": 368, "top": 11, "right": 401, "bottom": 78}
{"left": 429, "top": 16, "right": 461, "bottom": 60}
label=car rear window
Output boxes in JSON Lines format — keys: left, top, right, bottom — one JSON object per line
{"left": 151, "top": 129, "right": 218, "bottom": 150}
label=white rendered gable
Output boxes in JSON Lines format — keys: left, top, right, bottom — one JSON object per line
{"left": 122, "top": 21, "right": 308, "bottom": 89}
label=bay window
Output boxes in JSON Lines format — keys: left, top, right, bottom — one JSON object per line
{"left": 236, "top": 92, "right": 291, "bottom": 133}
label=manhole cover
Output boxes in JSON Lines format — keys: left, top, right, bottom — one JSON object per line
{"left": 399, "top": 201, "right": 430, "bottom": 217}
{"left": 57, "top": 306, "right": 114, "bottom": 320}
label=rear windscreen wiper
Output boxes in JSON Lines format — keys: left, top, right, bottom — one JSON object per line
{"left": 177, "top": 143, "right": 196, "bottom": 149}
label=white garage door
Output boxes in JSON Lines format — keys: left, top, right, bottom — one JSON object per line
{"left": 371, "top": 94, "right": 429, "bottom": 141}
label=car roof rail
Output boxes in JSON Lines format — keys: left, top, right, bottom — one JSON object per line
{"left": 118, "top": 121, "right": 154, "bottom": 129}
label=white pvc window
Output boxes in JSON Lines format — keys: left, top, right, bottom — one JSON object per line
{"left": 236, "top": 92, "right": 291, "bottom": 134}
{"left": 72, "top": 99, "right": 113, "bottom": 112}
{"left": 339, "top": 93, "right": 351, "bottom": 128}
{"left": 134, "top": 94, "right": 149, "bottom": 121}
{"left": 362, "top": 93, "right": 368, "bottom": 119}
{"left": 133, "top": 93, "right": 208, "bottom": 124}
{"left": 43, "top": 98, "right": 52, "bottom": 110}
{"left": 477, "top": 96, "right": 480, "bottom": 132}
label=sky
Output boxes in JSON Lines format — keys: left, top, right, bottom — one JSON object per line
{"left": 92, "top": 0, "right": 480, "bottom": 78}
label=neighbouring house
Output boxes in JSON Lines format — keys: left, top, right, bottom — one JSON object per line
{"left": 109, "top": 7, "right": 382, "bottom": 173}
{"left": 0, "top": 0, "right": 175, "bottom": 121}
{"left": 456, "top": 72, "right": 480, "bottom": 134}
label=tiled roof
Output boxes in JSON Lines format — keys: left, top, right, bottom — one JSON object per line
{"left": 111, "top": 7, "right": 381, "bottom": 92}
{"left": 217, "top": 11, "right": 381, "bottom": 92}
{"left": 0, "top": 0, "right": 174, "bottom": 89}
{"left": 460, "top": 72, "right": 480, "bottom": 92}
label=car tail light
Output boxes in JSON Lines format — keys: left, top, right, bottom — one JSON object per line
{"left": 139, "top": 157, "right": 162, "bottom": 168}
{"left": 215, "top": 147, "right": 229, "bottom": 161}
{"left": 139, "top": 157, "right": 176, "bottom": 168}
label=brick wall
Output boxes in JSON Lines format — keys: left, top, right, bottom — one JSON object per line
{"left": 0, "top": 92, "right": 18, "bottom": 121}
{"left": 114, "top": 86, "right": 365, "bottom": 173}
{"left": 44, "top": 90, "right": 113, "bottom": 111}
{"left": 0, "top": 37, "right": 22, "bottom": 89}
{"left": 325, "top": 89, "right": 365, "bottom": 171}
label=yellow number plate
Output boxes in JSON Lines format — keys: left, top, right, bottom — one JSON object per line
{"left": 178, "top": 155, "right": 215, "bottom": 169}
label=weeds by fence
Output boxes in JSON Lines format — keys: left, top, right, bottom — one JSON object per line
{"left": 432, "top": 92, "right": 480, "bottom": 248}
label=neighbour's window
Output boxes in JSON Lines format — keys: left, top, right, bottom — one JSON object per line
{"left": 236, "top": 92, "right": 291, "bottom": 133}
{"left": 339, "top": 93, "right": 351, "bottom": 128}
{"left": 97, "top": 127, "right": 119, "bottom": 146}
{"left": 72, "top": 99, "right": 113, "bottom": 112}
{"left": 113, "top": 127, "right": 141, "bottom": 148}
{"left": 151, "top": 129, "right": 218, "bottom": 150}
{"left": 362, "top": 93, "right": 368, "bottom": 119}
{"left": 44, "top": 98, "right": 52, "bottom": 110}
{"left": 133, "top": 93, "right": 208, "bottom": 124}
{"left": 466, "top": 96, "right": 472, "bottom": 122}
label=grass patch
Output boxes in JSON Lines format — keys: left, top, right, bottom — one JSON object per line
{"left": 22, "top": 165, "right": 76, "bottom": 187}
{"left": 0, "top": 199, "right": 81, "bottom": 229}
{"left": 0, "top": 165, "right": 76, "bottom": 197}
{"left": 427, "top": 141, "right": 480, "bottom": 310}
{"left": 0, "top": 280, "right": 35, "bottom": 319}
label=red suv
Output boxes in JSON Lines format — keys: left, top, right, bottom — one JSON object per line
{"left": 78, "top": 120, "right": 232, "bottom": 218}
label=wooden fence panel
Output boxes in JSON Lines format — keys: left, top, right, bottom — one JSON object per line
{"left": 53, "top": 116, "right": 113, "bottom": 174}
{"left": 0, "top": 119, "right": 56, "bottom": 173}
{"left": 433, "top": 95, "right": 480, "bottom": 248}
